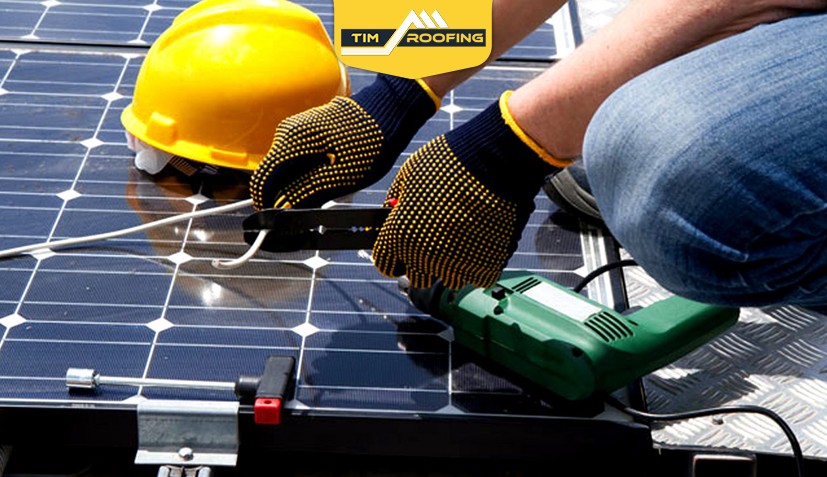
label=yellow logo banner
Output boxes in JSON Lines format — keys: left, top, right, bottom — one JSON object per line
{"left": 334, "top": 0, "right": 493, "bottom": 78}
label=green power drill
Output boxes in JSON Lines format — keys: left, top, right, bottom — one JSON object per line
{"left": 242, "top": 207, "right": 741, "bottom": 401}
{"left": 403, "top": 270, "right": 740, "bottom": 401}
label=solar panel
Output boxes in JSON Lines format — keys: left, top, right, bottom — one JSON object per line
{"left": 0, "top": 0, "right": 580, "bottom": 60}
{"left": 0, "top": 0, "right": 660, "bottom": 463}
{"left": 0, "top": 42, "right": 643, "bottom": 456}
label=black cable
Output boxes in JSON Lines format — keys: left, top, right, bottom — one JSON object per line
{"left": 572, "top": 258, "right": 638, "bottom": 293}
{"left": 578, "top": 260, "right": 805, "bottom": 474}
{"left": 603, "top": 394, "right": 805, "bottom": 477}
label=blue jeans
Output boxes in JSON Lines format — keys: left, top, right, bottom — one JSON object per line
{"left": 583, "top": 13, "right": 827, "bottom": 308}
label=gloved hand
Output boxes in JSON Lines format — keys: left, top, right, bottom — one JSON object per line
{"left": 250, "top": 74, "right": 440, "bottom": 210}
{"left": 372, "top": 91, "right": 574, "bottom": 290}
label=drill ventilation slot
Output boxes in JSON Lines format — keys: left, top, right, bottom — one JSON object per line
{"left": 512, "top": 277, "right": 542, "bottom": 294}
{"left": 585, "top": 312, "right": 634, "bottom": 342}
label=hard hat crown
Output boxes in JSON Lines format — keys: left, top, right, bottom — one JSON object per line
{"left": 121, "top": 0, "right": 350, "bottom": 171}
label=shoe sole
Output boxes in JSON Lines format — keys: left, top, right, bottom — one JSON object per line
{"left": 544, "top": 169, "right": 604, "bottom": 224}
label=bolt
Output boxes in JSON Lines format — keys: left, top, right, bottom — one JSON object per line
{"left": 178, "top": 447, "right": 194, "bottom": 461}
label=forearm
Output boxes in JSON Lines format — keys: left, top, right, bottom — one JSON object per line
{"left": 423, "top": 0, "right": 568, "bottom": 97}
{"left": 508, "top": 0, "right": 827, "bottom": 160}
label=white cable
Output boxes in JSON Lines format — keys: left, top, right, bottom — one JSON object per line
{"left": 0, "top": 199, "right": 254, "bottom": 259}
{"left": 211, "top": 229, "right": 268, "bottom": 270}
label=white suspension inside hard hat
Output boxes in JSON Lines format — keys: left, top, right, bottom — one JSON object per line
{"left": 125, "top": 130, "right": 174, "bottom": 175}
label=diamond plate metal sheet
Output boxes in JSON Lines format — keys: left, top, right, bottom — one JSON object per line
{"left": 620, "top": 251, "right": 827, "bottom": 460}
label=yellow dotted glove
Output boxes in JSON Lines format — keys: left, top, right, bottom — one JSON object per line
{"left": 372, "top": 91, "right": 573, "bottom": 290}
{"left": 250, "top": 74, "right": 440, "bottom": 210}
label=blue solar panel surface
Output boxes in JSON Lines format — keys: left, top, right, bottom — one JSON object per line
{"left": 0, "top": 0, "right": 578, "bottom": 59}
{"left": 0, "top": 1, "right": 626, "bottom": 421}
{"left": 0, "top": 49, "right": 617, "bottom": 411}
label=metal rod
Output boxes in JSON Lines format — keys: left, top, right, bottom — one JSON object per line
{"left": 66, "top": 368, "right": 235, "bottom": 392}
{"left": 100, "top": 375, "right": 236, "bottom": 392}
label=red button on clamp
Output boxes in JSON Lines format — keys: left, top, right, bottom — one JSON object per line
{"left": 254, "top": 397, "right": 282, "bottom": 425}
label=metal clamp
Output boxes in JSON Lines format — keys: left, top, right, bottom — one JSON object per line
{"left": 135, "top": 400, "right": 240, "bottom": 467}
{"left": 157, "top": 465, "right": 212, "bottom": 477}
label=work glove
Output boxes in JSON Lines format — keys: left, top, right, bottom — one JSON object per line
{"left": 372, "top": 91, "right": 574, "bottom": 290}
{"left": 250, "top": 74, "right": 440, "bottom": 210}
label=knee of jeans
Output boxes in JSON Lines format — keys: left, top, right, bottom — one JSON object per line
{"left": 585, "top": 106, "right": 827, "bottom": 307}
{"left": 582, "top": 49, "right": 827, "bottom": 307}
{"left": 582, "top": 78, "right": 781, "bottom": 306}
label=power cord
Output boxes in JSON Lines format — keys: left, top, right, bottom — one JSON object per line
{"left": 211, "top": 229, "right": 268, "bottom": 270}
{"left": 603, "top": 393, "right": 805, "bottom": 477}
{"left": 572, "top": 258, "right": 638, "bottom": 293}
{"left": 0, "top": 198, "right": 256, "bottom": 270}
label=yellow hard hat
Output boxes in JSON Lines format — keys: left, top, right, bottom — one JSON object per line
{"left": 121, "top": 0, "right": 350, "bottom": 172}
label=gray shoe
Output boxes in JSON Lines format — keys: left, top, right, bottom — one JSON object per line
{"left": 543, "top": 161, "right": 604, "bottom": 225}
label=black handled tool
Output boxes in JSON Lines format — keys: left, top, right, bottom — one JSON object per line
{"left": 242, "top": 207, "right": 391, "bottom": 252}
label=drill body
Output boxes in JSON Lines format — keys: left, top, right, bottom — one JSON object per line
{"left": 407, "top": 271, "right": 739, "bottom": 401}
